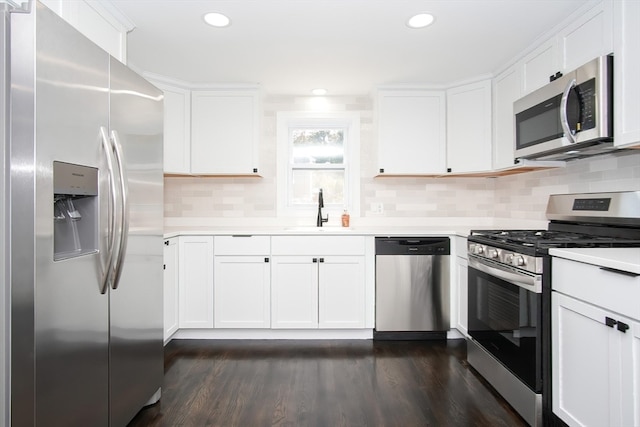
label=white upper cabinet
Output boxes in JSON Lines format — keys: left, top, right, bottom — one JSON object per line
{"left": 520, "top": 39, "right": 558, "bottom": 95}
{"left": 492, "top": 66, "right": 521, "bottom": 170}
{"left": 376, "top": 89, "right": 446, "bottom": 175}
{"left": 557, "top": 1, "right": 613, "bottom": 74}
{"left": 446, "top": 79, "right": 492, "bottom": 173}
{"left": 154, "top": 82, "right": 191, "bottom": 174}
{"left": 191, "top": 90, "right": 260, "bottom": 175}
{"left": 613, "top": 0, "right": 640, "bottom": 148}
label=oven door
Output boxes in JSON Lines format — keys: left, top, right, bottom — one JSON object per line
{"left": 467, "top": 255, "right": 543, "bottom": 392}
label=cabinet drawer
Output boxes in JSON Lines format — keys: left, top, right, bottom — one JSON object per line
{"left": 271, "top": 236, "right": 365, "bottom": 256}
{"left": 214, "top": 235, "right": 270, "bottom": 255}
{"left": 553, "top": 257, "right": 640, "bottom": 320}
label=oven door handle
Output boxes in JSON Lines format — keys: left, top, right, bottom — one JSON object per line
{"left": 469, "top": 256, "right": 542, "bottom": 293}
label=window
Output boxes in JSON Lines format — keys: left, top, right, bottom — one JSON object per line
{"left": 277, "top": 112, "right": 360, "bottom": 218}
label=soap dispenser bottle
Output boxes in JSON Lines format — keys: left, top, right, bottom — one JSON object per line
{"left": 341, "top": 209, "right": 350, "bottom": 227}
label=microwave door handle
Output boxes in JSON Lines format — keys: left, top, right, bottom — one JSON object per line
{"left": 560, "top": 78, "right": 577, "bottom": 144}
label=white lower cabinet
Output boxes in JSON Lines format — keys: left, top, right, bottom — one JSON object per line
{"left": 270, "top": 255, "right": 366, "bottom": 329}
{"left": 178, "top": 236, "right": 214, "bottom": 328}
{"left": 214, "top": 256, "right": 271, "bottom": 328}
{"left": 213, "top": 235, "right": 271, "bottom": 328}
{"left": 552, "top": 256, "right": 640, "bottom": 427}
{"left": 552, "top": 292, "right": 638, "bottom": 427}
{"left": 318, "top": 256, "right": 365, "bottom": 328}
{"left": 163, "top": 237, "right": 179, "bottom": 341}
{"left": 271, "top": 257, "right": 319, "bottom": 328}
{"left": 270, "top": 236, "right": 367, "bottom": 330}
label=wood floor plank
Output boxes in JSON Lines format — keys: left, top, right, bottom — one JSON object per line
{"left": 128, "top": 339, "right": 527, "bottom": 427}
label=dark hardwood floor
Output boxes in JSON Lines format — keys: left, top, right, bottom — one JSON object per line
{"left": 128, "top": 339, "right": 527, "bottom": 427}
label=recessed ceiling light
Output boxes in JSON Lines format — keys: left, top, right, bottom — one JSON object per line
{"left": 311, "top": 88, "right": 328, "bottom": 96}
{"left": 203, "top": 12, "right": 231, "bottom": 28}
{"left": 406, "top": 13, "right": 435, "bottom": 29}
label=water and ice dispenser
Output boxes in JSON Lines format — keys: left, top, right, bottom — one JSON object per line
{"left": 53, "top": 161, "right": 98, "bottom": 260}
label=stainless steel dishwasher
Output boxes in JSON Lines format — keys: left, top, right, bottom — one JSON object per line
{"left": 374, "top": 237, "right": 450, "bottom": 340}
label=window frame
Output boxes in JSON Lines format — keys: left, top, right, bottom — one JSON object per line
{"left": 277, "top": 111, "right": 361, "bottom": 220}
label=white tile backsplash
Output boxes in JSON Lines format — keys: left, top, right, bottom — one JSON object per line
{"left": 165, "top": 94, "right": 640, "bottom": 228}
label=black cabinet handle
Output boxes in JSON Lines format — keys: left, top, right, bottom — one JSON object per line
{"left": 605, "top": 317, "right": 617, "bottom": 328}
{"left": 319, "top": 258, "right": 325, "bottom": 263}
{"left": 600, "top": 267, "right": 640, "bottom": 277}
{"left": 313, "top": 258, "right": 318, "bottom": 263}
{"left": 264, "top": 257, "right": 269, "bottom": 263}
{"left": 617, "top": 321, "right": 630, "bottom": 333}
{"left": 164, "top": 240, "right": 169, "bottom": 246}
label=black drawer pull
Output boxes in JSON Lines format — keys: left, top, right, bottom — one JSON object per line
{"left": 605, "top": 317, "right": 617, "bottom": 328}
{"left": 600, "top": 267, "right": 640, "bottom": 277}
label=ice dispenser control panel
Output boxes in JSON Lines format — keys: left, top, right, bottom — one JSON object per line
{"left": 53, "top": 161, "right": 98, "bottom": 260}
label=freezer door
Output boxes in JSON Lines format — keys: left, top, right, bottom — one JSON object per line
{"left": 11, "top": 3, "right": 110, "bottom": 426}
{"left": 108, "top": 57, "right": 164, "bottom": 427}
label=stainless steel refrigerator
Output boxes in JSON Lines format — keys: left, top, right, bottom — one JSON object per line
{"left": 5, "top": 1, "right": 164, "bottom": 426}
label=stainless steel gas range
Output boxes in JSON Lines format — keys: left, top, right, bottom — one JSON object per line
{"left": 466, "top": 191, "right": 640, "bottom": 427}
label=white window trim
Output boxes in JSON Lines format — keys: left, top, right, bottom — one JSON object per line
{"left": 277, "top": 111, "right": 361, "bottom": 221}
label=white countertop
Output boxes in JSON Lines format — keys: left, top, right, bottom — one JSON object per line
{"left": 549, "top": 248, "right": 640, "bottom": 275}
{"left": 163, "top": 225, "right": 471, "bottom": 239}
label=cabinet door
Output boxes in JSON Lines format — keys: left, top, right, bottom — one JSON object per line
{"left": 613, "top": 0, "right": 640, "bottom": 147}
{"left": 271, "top": 257, "right": 319, "bottom": 329}
{"left": 521, "top": 39, "right": 558, "bottom": 95}
{"left": 446, "top": 80, "right": 492, "bottom": 173}
{"left": 191, "top": 90, "right": 259, "bottom": 175}
{"left": 214, "top": 256, "right": 271, "bottom": 328}
{"left": 178, "top": 236, "right": 214, "bottom": 328}
{"left": 163, "top": 238, "right": 179, "bottom": 341}
{"left": 156, "top": 83, "right": 191, "bottom": 174}
{"left": 455, "top": 256, "right": 468, "bottom": 336}
{"left": 492, "top": 66, "right": 521, "bottom": 169}
{"left": 377, "top": 90, "right": 446, "bottom": 175}
{"left": 552, "top": 292, "right": 632, "bottom": 427}
{"left": 318, "top": 256, "right": 365, "bottom": 329}
{"left": 558, "top": 1, "right": 612, "bottom": 73}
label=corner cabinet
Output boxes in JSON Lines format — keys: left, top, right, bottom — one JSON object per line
{"left": 270, "top": 236, "right": 367, "bottom": 329}
{"left": 613, "top": 0, "right": 640, "bottom": 148}
{"left": 446, "top": 80, "right": 492, "bottom": 173}
{"left": 213, "top": 236, "right": 271, "bottom": 328}
{"left": 552, "top": 256, "right": 640, "bottom": 427}
{"left": 163, "top": 237, "right": 179, "bottom": 341}
{"left": 191, "top": 89, "right": 260, "bottom": 175}
{"left": 376, "top": 89, "right": 446, "bottom": 175}
{"left": 178, "top": 236, "right": 214, "bottom": 328}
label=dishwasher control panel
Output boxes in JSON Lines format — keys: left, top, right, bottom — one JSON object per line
{"left": 375, "top": 237, "right": 450, "bottom": 255}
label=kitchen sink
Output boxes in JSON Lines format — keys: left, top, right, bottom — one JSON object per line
{"left": 283, "top": 226, "right": 353, "bottom": 233}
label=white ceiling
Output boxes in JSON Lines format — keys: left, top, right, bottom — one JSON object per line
{"left": 109, "top": 0, "right": 592, "bottom": 95}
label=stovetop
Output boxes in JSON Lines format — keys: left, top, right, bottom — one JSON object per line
{"left": 469, "top": 228, "right": 640, "bottom": 256}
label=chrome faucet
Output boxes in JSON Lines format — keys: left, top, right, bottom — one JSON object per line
{"left": 316, "top": 188, "right": 328, "bottom": 227}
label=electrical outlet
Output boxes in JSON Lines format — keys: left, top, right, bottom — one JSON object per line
{"left": 372, "top": 202, "right": 384, "bottom": 215}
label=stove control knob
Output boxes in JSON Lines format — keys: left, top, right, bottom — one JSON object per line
{"left": 488, "top": 249, "right": 499, "bottom": 259}
{"left": 505, "top": 254, "right": 514, "bottom": 263}
{"left": 474, "top": 245, "right": 484, "bottom": 255}
{"left": 516, "top": 256, "right": 526, "bottom": 267}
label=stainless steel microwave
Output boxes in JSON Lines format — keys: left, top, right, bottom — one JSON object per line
{"left": 514, "top": 55, "right": 613, "bottom": 161}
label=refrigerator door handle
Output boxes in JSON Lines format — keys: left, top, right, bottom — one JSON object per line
{"left": 109, "top": 129, "right": 130, "bottom": 290}
{"left": 100, "top": 126, "right": 117, "bottom": 294}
